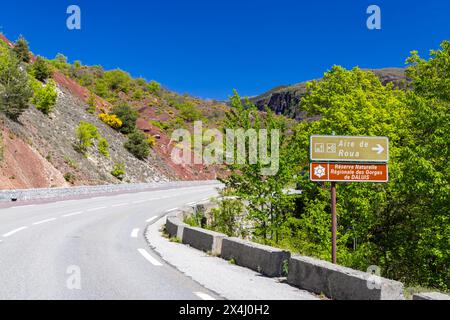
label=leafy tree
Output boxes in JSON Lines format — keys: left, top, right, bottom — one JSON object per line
{"left": 31, "top": 79, "right": 58, "bottom": 115}
{"left": 0, "top": 44, "right": 33, "bottom": 120}
{"left": 31, "top": 56, "right": 52, "bottom": 82}
{"left": 75, "top": 121, "right": 99, "bottom": 154}
{"left": 124, "top": 130, "right": 150, "bottom": 160}
{"left": 55, "top": 53, "right": 68, "bottom": 64}
{"left": 178, "top": 102, "right": 202, "bottom": 122}
{"left": 13, "top": 36, "right": 31, "bottom": 63}
{"left": 111, "top": 104, "right": 138, "bottom": 134}
{"left": 147, "top": 80, "right": 161, "bottom": 93}
{"left": 103, "top": 69, "right": 131, "bottom": 93}
{"left": 94, "top": 78, "right": 109, "bottom": 98}
{"left": 221, "top": 91, "right": 293, "bottom": 244}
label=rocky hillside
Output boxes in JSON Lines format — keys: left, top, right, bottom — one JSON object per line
{"left": 250, "top": 68, "right": 407, "bottom": 120}
{"left": 0, "top": 33, "right": 227, "bottom": 189}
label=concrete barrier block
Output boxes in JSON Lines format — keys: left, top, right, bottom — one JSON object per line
{"left": 182, "top": 226, "right": 226, "bottom": 255}
{"left": 413, "top": 292, "right": 450, "bottom": 300}
{"left": 287, "top": 255, "right": 404, "bottom": 300}
{"left": 221, "top": 238, "right": 290, "bottom": 277}
{"left": 165, "top": 216, "right": 180, "bottom": 238}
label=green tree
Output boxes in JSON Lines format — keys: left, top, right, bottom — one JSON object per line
{"left": 103, "top": 69, "right": 131, "bottom": 93}
{"left": 221, "top": 91, "right": 294, "bottom": 244}
{"left": 31, "top": 79, "right": 58, "bottom": 115}
{"left": 31, "top": 56, "right": 52, "bottom": 82}
{"left": 124, "top": 130, "right": 150, "bottom": 160}
{"left": 0, "top": 44, "right": 33, "bottom": 120}
{"left": 179, "top": 102, "right": 202, "bottom": 122}
{"left": 75, "top": 121, "right": 99, "bottom": 154}
{"left": 147, "top": 80, "right": 161, "bottom": 93}
{"left": 13, "top": 36, "right": 31, "bottom": 63}
{"left": 111, "top": 104, "right": 138, "bottom": 134}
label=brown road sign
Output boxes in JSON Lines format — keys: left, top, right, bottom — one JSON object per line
{"left": 310, "top": 135, "right": 389, "bottom": 162}
{"left": 310, "top": 162, "right": 389, "bottom": 183}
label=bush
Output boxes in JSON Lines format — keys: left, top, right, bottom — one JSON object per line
{"left": 147, "top": 135, "right": 156, "bottom": 149}
{"left": 103, "top": 69, "right": 131, "bottom": 93}
{"left": 31, "top": 79, "right": 58, "bottom": 115}
{"left": 209, "top": 199, "right": 246, "bottom": 237}
{"left": 86, "top": 93, "right": 96, "bottom": 114}
{"left": 98, "top": 137, "right": 110, "bottom": 157}
{"left": 13, "top": 36, "right": 31, "bottom": 63}
{"left": 98, "top": 113, "right": 123, "bottom": 129}
{"left": 179, "top": 102, "right": 202, "bottom": 122}
{"left": 64, "top": 172, "right": 76, "bottom": 184}
{"left": 124, "top": 130, "right": 150, "bottom": 160}
{"left": 75, "top": 121, "right": 99, "bottom": 154}
{"left": 147, "top": 80, "right": 161, "bottom": 93}
{"left": 111, "top": 163, "right": 126, "bottom": 180}
{"left": 150, "top": 120, "right": 169, "bottom": 131}
{"left": 111, "top": 104, "right": 138, "bottom": 134}
{"left": 0, "top": 45, "right": 33, "bottom": 120}
{"left": 31, "top": 56, "right": 52, "bottom": 82}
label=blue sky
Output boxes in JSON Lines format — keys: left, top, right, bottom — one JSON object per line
{"left": 0, "top": 0, "right": 449, "bottom": 100}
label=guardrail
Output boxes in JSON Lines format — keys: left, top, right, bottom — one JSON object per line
{"left": 164, "top": 201, "right": 409, "bottom": 300}
{"left": 0, "top": 181, "right": 220, "bottom": 202}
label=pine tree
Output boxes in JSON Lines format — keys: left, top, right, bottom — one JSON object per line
{"left": 13, "top": 36, "right": 31, "bottom": 63}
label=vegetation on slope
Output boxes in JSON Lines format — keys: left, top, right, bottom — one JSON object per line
{"left": 208, "top": 41, "right": 449, "bottom": 292}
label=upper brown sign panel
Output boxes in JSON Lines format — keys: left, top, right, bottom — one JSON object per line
{"left": 310, "top": 135, "right": 389, "bottom": 162}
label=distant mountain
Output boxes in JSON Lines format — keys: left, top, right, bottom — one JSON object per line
{"left": 249, "top": 68, "right": 407, "bottom": 120}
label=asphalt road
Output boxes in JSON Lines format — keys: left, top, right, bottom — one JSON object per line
{"left": 0, "top": 183, "right": 221, "bottom": 300}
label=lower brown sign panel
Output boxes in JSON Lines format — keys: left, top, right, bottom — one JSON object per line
{"left": 310, "top": 163, "right": 388, "bottom": 182}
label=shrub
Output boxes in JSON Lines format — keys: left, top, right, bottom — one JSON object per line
{"left": 31, "top": 56, "right": 52, "bottom": 82}
{"left": 124, "top": 130, "right": 150, "bottom": 160}
{"left": 103, "top": 69, "right": 131, "bottom": 93}
{"left": 179, "top": 102, "right": 202, "bottom": 122}
{"left": 147, "top": 80, "right": 161, "bottom": 93}
{"left": 111, "top": 163, "right": 126, "bottom": 180}
{"left": 0, "top": 45, "right": 33, "bottom": 120}
{"left": 31, "top": 79, "right": 58, "bottom": 115}
{"left": 150, "top": 120, "right": 169, "bottom": 131}
{"left": 147, "top": 135, "right": 156, "bottom": 149}
{"left": 64, "top": 172, "right": 76, "bottom": 184}
{"left": 75, "top": 121, "right": 99, "bottom": 154}
{"left": 13, "top": 36, "right": 31, "bottom": 63}
{"left": 94, "top": 78, "right": 109, "bottom": 98}
{"left": 111, "top": 104, "right": 138, "bottom": 134}
{"left": 98, "top": 113, "right": 123, "bottom": 129}
{"left": 86, "top": 93, "right": 96, "bottom": 114}
{"left": 98, "top": 137, "right": 110, "bottom": 157}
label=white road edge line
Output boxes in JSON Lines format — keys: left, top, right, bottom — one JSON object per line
{"left": 87, "top": 207, "right": 107, "bottom": 212}
{"left": 137, "top": 248, "right": 163, "bottom": 266}
{"left": 130, "top": 228, "right": 140, "bottom": 238}
{"left": 166, "top": 208, "right": 178, "bottom": 213}
{"left": 186, "top": 202, "right": 196, "bottom": 206}
{"left": 3, "top": 226, "right": 28, "bottom": 238}
{"left": 194, "top": 292, "right": 215, "bottom": 300}
{"left": 62, "top": 211, "right": 83, "bottom": 218}
{"left": 32, "top": 218, "right": 57, "bottom": 225}
{"left": 146, "top": 216, "right": 158, "bottom": 223}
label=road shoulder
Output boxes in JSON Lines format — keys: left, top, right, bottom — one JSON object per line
{"left": 145, "top": 217, "right": 319, "bottom": 300}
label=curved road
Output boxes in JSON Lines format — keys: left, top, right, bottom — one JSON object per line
{"left": 0, "top": 184, "right": 221, "bottom": 300}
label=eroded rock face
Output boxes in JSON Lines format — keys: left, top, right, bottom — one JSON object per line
{"left": 250, "top": 68, "right": 407, "bottom": 121}
{"left": 1, "top": 84, "right": 172, "bottom": 189}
